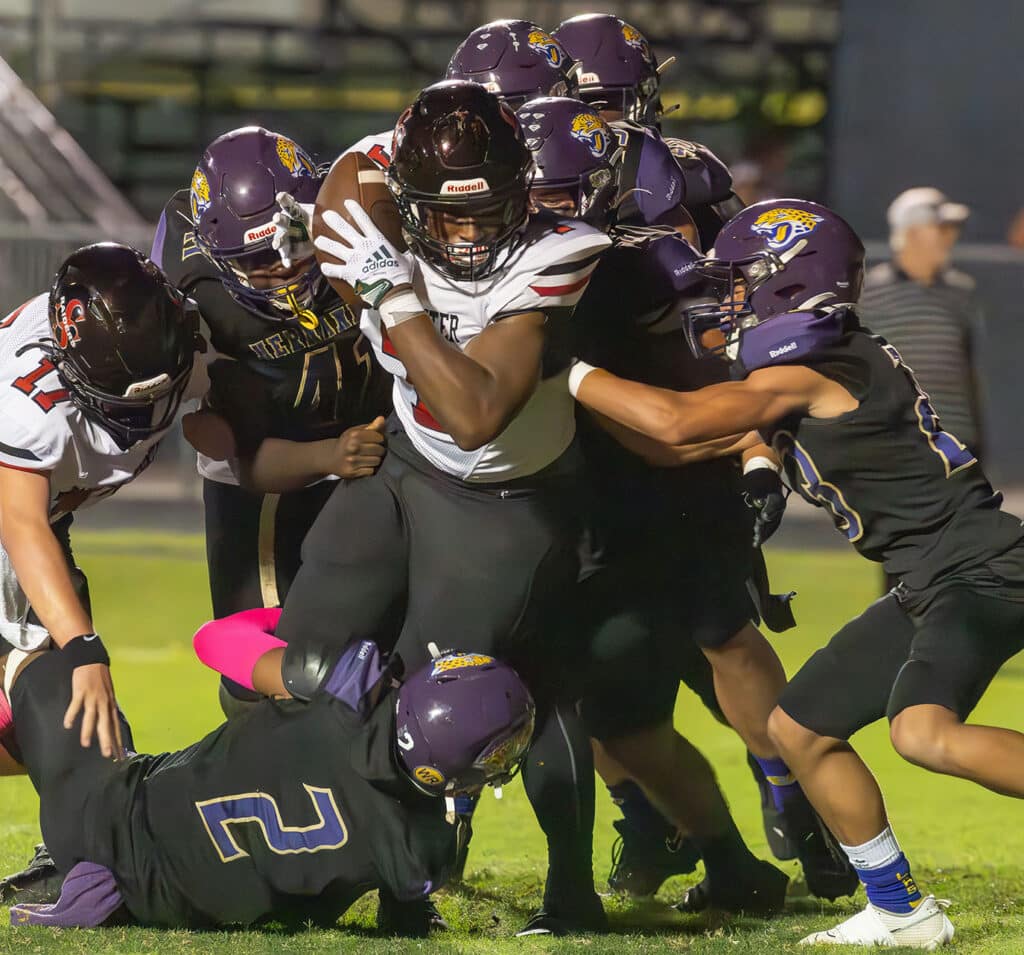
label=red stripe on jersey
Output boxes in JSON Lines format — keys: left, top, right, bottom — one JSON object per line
{"left": 0, "top": 300, "right": 31, "bottom": 329}
{"left": 381, "top": 327, "right": 397, "bottom": 357}
{"left": 412, "top": 398, "right": 444, "bottom": 432}
{"left": 528, "top": 275, "right": 591, "bottom": 297}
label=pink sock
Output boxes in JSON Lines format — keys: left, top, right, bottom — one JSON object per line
{"left": 193, "top": 607, "right": 286, "bottom": 691}
{"left": 0, "top": 689, "right": 11, "bottom": 737}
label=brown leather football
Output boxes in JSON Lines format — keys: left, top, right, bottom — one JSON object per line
{"left": 313, "top": 151, "right": 406, "bottom": 304}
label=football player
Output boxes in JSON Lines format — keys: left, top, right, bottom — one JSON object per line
{"left": 552, "top": 13, "right": 744, "bottom": 250}
{"left": 567, "top": 198, "right": 1024, "bottom": 947}
{"left": 521, "top": 97, "right": 854, "bottom": 911}
{"left": 0, "top": 243, "right": 205, "bottom": 900}
{"left": 150, "top": 127, "right": 392, "bottom": 715}
{"left": 282, "top": 80, "right": 610, "bottom": 935}
{"left": 0, "top": 624, "right": 533, "bottom": 934}
{"left": 444, "top": 16, "right": 799, "bottom": 895}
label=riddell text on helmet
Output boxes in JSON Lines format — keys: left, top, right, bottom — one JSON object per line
{"left": 440, "top": 178, "right": 490, "bottom": 195}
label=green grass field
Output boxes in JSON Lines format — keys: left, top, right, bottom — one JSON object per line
{"left": 2, "top": 532, "right": 1023, "bottom": 954}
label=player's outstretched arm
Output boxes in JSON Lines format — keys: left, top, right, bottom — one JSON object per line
{"left": 0, "top": 466, "right": 122, "bottom": 758}
{"left": 587, "top": 409, "right": 758, "bottom": 466}
{"left": 571, "top": 363, "right": 817, "bottom": 446}
{"left": 239, "top": 418, "right": 388, "bottom": 492}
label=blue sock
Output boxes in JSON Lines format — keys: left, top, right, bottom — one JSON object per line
{"left": 607, "top": 780, "right": 675, "bottom": 841}
{"left": 754, "top": 755, "right": 801, "bottom": 812}
{"left": 858, "top": 853, "right": 922, "bottom": 913}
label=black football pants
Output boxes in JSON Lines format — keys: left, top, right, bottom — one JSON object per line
{"left": 276, "top": 431, "right": 597, "bottom": 906}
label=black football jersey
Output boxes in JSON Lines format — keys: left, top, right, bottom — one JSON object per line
{"left": 762, "top": 327, "right": 1024, "bottom": 590}
{"left": 106, "top": 697, "right": 454, "bottom": 928}
{"left": 153, "top": 190, "right": 392, "bottom": 457}
{"left": 575, "top": 237, "right": 748, "bottom": 558}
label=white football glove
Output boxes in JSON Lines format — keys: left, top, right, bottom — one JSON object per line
{"left": 271, "top": 191, "right": 315, "bottom": 269}
{"left": 313, "top": 200, "right": 414, "bottom": 309}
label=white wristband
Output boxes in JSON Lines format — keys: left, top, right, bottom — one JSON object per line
{"left": 743, "top": 454, "right": 780, "bottom": 475}
{"left": 568, "top": 361, "right": 598, "bottom": 398}
{"left": 377, "top": 288, "right": 425, "bottom": 330}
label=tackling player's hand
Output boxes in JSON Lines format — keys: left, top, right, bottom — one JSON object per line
{"left": 272, "top": 191, "right": 315, "bottom": 269}
{"left": 742, "top": 464, "right": 787, "bottom": 548}
{"left": 313, "top": 201, "right": 414, "bottom": 308}
{"left": 323, "top": 416, "right": 387, "bottom": 479}
{"left": 64, "top": 663, "right": 124, "bottom": 759}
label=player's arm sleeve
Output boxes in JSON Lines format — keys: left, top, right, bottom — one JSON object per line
{"left": 0, "top": 405, "right": 64, "bottom": 473}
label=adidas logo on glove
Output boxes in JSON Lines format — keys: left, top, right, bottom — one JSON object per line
{"left": 362, "top": 244, "right": 400, "bottom": 274}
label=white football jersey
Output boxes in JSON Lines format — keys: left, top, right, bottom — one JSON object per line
{"left": 0, "top": 294, "right": 203, "bottom": 519}
{"left": 338, "top": 130, "right": 395, "bottom": 170}
{"left": 0, "top": 293, "right": 204, "bottom": 649}
{"left": 360, "top": 216, "right": 610, "bottom": 481}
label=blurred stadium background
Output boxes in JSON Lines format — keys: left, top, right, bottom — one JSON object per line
{"left": 0, "top": 0, "right": 1022, "bottom": 520}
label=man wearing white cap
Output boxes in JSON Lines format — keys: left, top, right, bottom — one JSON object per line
{"left": 860, "top": 188, "right": 984, "bottom": 455}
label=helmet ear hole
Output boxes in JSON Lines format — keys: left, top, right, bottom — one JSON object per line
{"left": 773, "top": 284, "right": 805, "bottom": 301}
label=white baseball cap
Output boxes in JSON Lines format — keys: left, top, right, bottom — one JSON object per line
{"left": 887, "top": 187, "right": 970, "bottom": 232}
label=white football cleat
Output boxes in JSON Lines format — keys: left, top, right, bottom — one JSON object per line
{"left": 800, "top": 895, "right": 953, "bottom": 949}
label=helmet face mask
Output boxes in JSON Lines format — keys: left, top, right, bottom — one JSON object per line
{"left": 395, "top": 186, "right": 531, "bottom": 281}
{"left": 389, "top": 81, "right": 534, "bottom": 282}
{"left": 45, "top": 244, "right": 197, "bottom": 448}
{"left": 683, "top": 251, "right": 788, "bottom": 360}
{"left": 190, "top": 126, "right": 326, "bottom": 322}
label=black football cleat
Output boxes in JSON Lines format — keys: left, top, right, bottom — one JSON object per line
{"left": 747, "top": 752, "right": 799, "bottom": 861}
{"left": 516, "top": 891, "right": 607, "bottom": 937}
{"left": 0, "top": 844, "right": 64, "bottom": 906}
{"left": 607, "top": 818, "right": 700, "bottom": 897}
{"left": 674, "top": 858, "right": 789, "bottom": 917}
{"left": 375, "top": 893, "right": 448, "bottom": 937}
{"left": 786, "top": 803, "right": 859, "bottom": 901}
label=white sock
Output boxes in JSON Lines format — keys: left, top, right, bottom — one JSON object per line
{"left": 839, "top": 826, "right": 902, "bottom": 870}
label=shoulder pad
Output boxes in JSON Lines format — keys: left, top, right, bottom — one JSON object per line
{"left": 487, "top": 216, "right": 610, "bottom": 316}
{"left": 734, "top": 307, "right": 848, "bottom": 376}
{"left": 662, "top": 137, "right": 734, "bottom": 207}
{"left": 152, "top": 190, "right": 213, "bottom": 288}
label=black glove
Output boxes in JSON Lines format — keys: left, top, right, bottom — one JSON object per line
{"left": 742, "top": 465, "right": 788, "bottom": 548}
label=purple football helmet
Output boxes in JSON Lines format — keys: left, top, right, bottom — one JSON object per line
{"left": 190, "top": 126, "right": 324, "bottom": 322}
{"left": 683, "top": 199, "right": 865, "bottom": 362}
{"left": 516, "top": 97, "right": 620, "bottom": 227}
{"left": 553, "top": 14, "right": 661, "bottom": 124}
{"left": 394, "top": 651, "right": 536, "bottom": 796}
{"left": 446, "top": 20, "right": 578, "bottom": 110}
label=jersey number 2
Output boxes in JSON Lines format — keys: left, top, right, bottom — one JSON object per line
{"left": 195, "top": 784, "right": 348, "bottom": 863}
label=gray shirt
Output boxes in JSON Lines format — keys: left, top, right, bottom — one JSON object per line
{"left": 859, "top": 261, "right": 984, "bottom": 451}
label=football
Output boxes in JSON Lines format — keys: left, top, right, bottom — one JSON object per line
{"left": 312, "top": 151, "right": 407, "bottom": 304}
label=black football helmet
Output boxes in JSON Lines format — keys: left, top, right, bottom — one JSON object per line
{"left": 42, "top": 243, "right": 198, "bottom": 448}
{"left": 388, "top": 80, "right": 534, "bottom": 281}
